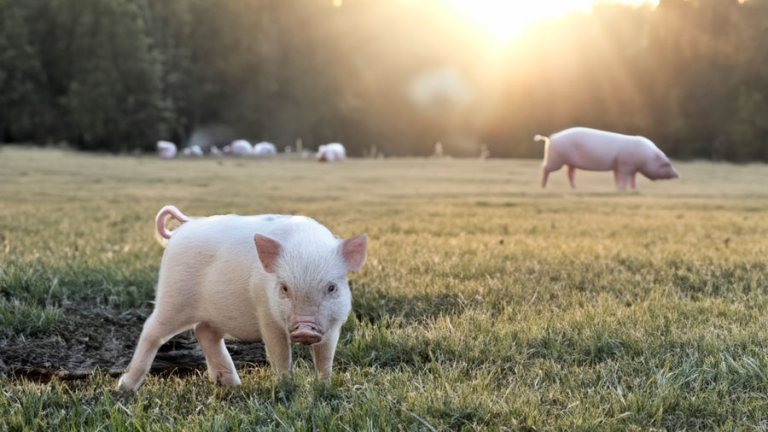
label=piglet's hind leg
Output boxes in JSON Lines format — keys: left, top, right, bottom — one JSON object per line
{"left": 118, "top": 313, "right": 188, "bottom": 391}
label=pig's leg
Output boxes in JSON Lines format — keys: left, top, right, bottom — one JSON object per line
{"left": 629, "top": 172, "right": 637, "bottom": 190}
{"left": 615, "top": 169, "right": 630, "bottom": 190}
{"left": 312, "top": 328, "right": 341, "bottom": 383}
{"left": 542, "top": 155, "right": 563, "bottom": 189}
{"left": 194, "top": 322, "right": 241, "bottom": 386}
{"left": 566, "top": 165, "right": 576, "bottom": 189}
{"left": 117, "top": 312, "right": 188, "bottom": 391}
{"left": 263, "top": 327, "right": 292, "bottom": 376}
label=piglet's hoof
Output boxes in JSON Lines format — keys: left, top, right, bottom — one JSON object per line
{"left": 117, "top": 375, "right": 140, "bottom": 392}
{"left": 213, "top": 371, "right": 242, "bottom": 387}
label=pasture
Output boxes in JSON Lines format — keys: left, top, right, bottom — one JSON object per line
{"left": 2, "top": 146, "right": 768, "bottom": 431}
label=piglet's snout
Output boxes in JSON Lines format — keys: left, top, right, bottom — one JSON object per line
{"left": 290, "top": 319, "right": 323, "bottom": 345}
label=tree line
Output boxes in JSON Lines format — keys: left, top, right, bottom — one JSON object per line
{"left": 0, "top": 0, "right": 767, "bottom": 160}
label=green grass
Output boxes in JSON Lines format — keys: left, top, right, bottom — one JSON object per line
{"left": 2, "top": 146, "right": 768, "bottom": 430}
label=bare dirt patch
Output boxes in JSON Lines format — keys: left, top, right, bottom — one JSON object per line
{"left": 1, "top": 307, "right": 266, "bottom": 381}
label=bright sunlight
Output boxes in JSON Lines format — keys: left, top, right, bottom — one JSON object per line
{"left": 450, "top": 0, "right": 659, "bottom": 42}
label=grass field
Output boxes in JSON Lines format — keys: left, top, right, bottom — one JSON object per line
{"left": 2, "top": 146, "right": 768, "bottom": 431}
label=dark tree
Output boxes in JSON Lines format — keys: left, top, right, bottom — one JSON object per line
{"left": 1, "top": 0, "right": 767, "bottom": 160}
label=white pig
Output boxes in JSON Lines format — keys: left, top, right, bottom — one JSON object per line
{"left": 117, "top": 205, "right": 367, "bottom": 391}
{"left": 182, "top": 145, "right": 204, "bottom": 157}
{"left": 253, "top": 142, "right": 277, "bottom": 156}
{"left": 230, "top": 140, "right": 253, "bottom": 155}
{"left": 535, "top": 127, "right": 679, "bottom": 190}
{"left": 317, "top": 143, "right": 346, "bottom": 162}
{"left": 156, "top": 141, "right": 177, "bottom": 159}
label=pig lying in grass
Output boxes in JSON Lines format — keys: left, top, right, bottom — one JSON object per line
{"left": 535, "top": 127, "right": 679, "bottom": 190}
{"left": 118, "top": 205, "right": 367, "bottom": 391}
{"left": 230, "top": 140, "right": 253, "bottom": 155}
{"left": 253, "top": 142, "right": 277, "bottom": 156}
{"left": 156, "top": 141, "right": 177, "bottom": 159}
{"left": 317, "top": 143, "right": 346, "bottom": 162}
{"left": 182, "top": 145, "right": 204, "bottom": 157}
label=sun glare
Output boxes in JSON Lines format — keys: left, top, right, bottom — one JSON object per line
{"left": 450, "top": 0, "right": 658, "bottom": 42}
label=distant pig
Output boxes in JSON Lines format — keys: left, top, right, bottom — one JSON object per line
{"left": 253, "top": 142, "right": 277, "bottom": 156}
{"left": 317, "top": 143, "right": 346, "bottom": 162}
{"left": 230, "top": 140, "right": 253, "bottom": 155}
{"left": 182, "top": 145, "right": 203, "bottom": 157}
{"left": 117, "top": 206, "right": 367, "bottom": 391}
{"left": 156, "top": 141, "right": 177, "bottom": 159}
{"left": 535, "top": 127, "right": 679, "bottom": 190}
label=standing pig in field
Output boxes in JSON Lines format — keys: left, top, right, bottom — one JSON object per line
{"left": 535, "top": 127, "right": 679, "bottom": 190}
{"left": 117, "top": 205, "right": 367, "bottom": 391}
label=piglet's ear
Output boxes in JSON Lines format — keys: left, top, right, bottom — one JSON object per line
{"left": 254, "top": 234, "right": 282, "bottom": 273}
{"left": 340, "top": 233, "right": 367, "bottom": 272}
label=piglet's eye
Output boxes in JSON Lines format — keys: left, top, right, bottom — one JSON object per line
{"left": 328, "top": 284, "right": 336, "bottom": 293}
{"left": 280, "top": 284, "right": 289, "bottom": 293}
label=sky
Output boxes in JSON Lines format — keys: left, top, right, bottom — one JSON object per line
{"left": 449, "top": 0, "right": 659, "bottom": 42}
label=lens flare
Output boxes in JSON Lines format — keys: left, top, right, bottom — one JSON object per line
{"left": 450, "top": 0, "right": 658, "bottom": 42}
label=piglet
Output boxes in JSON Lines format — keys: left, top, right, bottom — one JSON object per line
{"left": 535, "top": 127, "right": 679, "bottom": 190}
{"left": 117, "top": 205, "right": 367, "bottom": 391}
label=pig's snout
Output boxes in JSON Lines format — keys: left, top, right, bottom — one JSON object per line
{"left": 290, "top": 319, "right": 323, "bottom": 345}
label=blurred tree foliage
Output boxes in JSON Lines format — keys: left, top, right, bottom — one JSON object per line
{"left": 0, "top": 0, "right": 47, "bottom": 142}
{"left": 0, "top": 0, "right": 767, "bottom": 160}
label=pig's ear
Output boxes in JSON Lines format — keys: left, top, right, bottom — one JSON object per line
{"left": 254, "top": 234, "right": 282, "bottom": 273}
{"left": 340, "top": 234, "right": 367, "bottom": 272}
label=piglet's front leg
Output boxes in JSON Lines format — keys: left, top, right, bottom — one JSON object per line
{"left": 312, "top": 328, "right": 341, "bottom": 383}
{"left": 262, "top": 325, "right": 292, "bottom": 376}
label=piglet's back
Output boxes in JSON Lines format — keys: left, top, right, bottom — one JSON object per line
{"left": 161, "top": 214, "right": 336, "bottom": 277}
